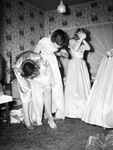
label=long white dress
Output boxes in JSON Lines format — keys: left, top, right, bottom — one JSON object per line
{"left": 65, "top": 47, "right": 91, "bottom": 118}
{"left": 34, "top": 37, "right": 65, "bottom": 119}
{"left": 82, "top": 55, "right": 113, "bottom": 128}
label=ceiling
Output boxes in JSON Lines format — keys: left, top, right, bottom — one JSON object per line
{"left": 23, "top": 0, "right": 96, "bottom": 11}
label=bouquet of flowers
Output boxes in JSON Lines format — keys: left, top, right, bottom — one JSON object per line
{"left": 106, "top": 49, "right": 113, "bottom": 57}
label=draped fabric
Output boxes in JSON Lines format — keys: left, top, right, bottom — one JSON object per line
{"left": 82, "top": 55, "right": 113, "bottom": 128}
{"left": 86, "top": 23, "right": 113, "bottom": 56}
{"left": 82, "top": 23, "right": 113, "bottom": 128}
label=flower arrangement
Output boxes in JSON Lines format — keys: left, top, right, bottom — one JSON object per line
{"left": 86, "top": 131, "right": 113, "bottom": 150}
{"left": 106, "top": 49, "right": 113, "bottom": 57}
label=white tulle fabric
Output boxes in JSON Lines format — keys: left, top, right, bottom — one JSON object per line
{"left": 82, "top": 54, "right": 113, "bottom": 128}
{"left": 65, "top": 49, "right": 91, "bottom": 118}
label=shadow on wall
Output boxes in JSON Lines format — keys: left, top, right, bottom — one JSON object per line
{"left": 0, "top": 0, "right": 4, "bottom": 46}
{"left": 0, "top": 1, "right": 6, "bottom": 84}
{"left": 84, "top": 44, "right": 95, "bottom": 82}
{"left": 83, "top": 30, "right": 95, "bottom": 82}
{"left": 0, "top": 54, "right": 7, "bottom": 85}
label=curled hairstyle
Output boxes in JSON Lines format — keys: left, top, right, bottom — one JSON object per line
{"left": 51, "top": 29, "right": 68, "bottom": 47}
{"left": 76, "top": 28, "right": 88, "bottom": 34}
{"left": 72, "top": 28, "right": 88, "bottom": 40}
{"left": 72, "top": 34, "right": 79, "bottom": 40}
{"left": 21, "top": 59, "right": 40, "bottom": 79}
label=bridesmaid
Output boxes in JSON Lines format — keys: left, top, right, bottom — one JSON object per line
{"left": 13, "top": 50, "right": 57, "bottom": 129}
{"left": 65, "top": 28, "right": 91, "bottom": 118}
{"left": 34, "top": 29, "right": 68, "bottom": 120}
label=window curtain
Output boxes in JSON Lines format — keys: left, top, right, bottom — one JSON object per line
{"left": 65, "top": 23, "right": 113, "bottom": 57}
{"left": 64, "top": 23, "right": 113, "bottom": 78}
{"left": 86, "top": 23, "right": 113, "bottom": 78}
{"left": 86, "top": 23, "right": 113, "bottom": 56}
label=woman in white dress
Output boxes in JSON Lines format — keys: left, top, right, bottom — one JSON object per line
{"left": 82, "top": 49, "right": 113, "bottom": 128}
{"left": 34, "top": 29, "right": 68, "bottom": 120}
{"left": 65, "top": 28, "right": 91, "bottom": 118}
{"left": 13, "top": 50, "right": 57, "bottom": 129}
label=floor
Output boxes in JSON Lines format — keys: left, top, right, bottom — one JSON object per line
{"left": 0, "top": 118, "right": 109, "bottom": 150}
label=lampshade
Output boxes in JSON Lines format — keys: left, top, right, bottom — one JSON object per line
{"left": 57, "top": 0, "right": 66, "bottom": 13}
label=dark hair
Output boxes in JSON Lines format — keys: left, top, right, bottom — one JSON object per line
{"left": 51, "top": 29, "right": 68, "bottom": 47}
{"left": 21, "top": 59, "right": 40, "bottom": 78}
{"left": 75, "top": 28, "right": 91, "bottom": 41}
{"left": 72, "top": 28, "right": 88, "bottom": 40}
{"left": 72, "top": 34, "right": 79, "bottom": 40}
{"left": 76, "top": 28, "right": 88, "bottom": 34}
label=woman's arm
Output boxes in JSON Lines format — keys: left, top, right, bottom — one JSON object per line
{"left": 73, "top": 39, "right": 83, "bottom": 52}
{"left": 82, "top": 40, "right": 90, "bottom": 51}
{"left": 71, "top": 33, "right": 86, "bottom": 52}
{"left": 55, "top": 49, "right": 69, "bottom": 58}
{"left": 34, "top": 42, "right": 43, "bottom": 54}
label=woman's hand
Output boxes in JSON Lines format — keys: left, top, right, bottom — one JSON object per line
{"left": 13, "top": 67, "right": 22, "bottom": 74}
{"left": 55, "top": 52, "right": 62, "bottom": 56}
{"left": 55, "top": 50, "right": 69, "bottom": 58}
{"left": 50, "top": 78, "right": 56, "bottom": 86}
{"left": 80, "top": 33, "right": 86, "bottom": 41}
{"left": 60, "top": 49, "right": 69, "bottom": 58}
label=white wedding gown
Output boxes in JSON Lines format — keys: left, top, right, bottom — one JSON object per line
{"left": 82, "top": 55, "right": 113, "bottom": 128}
{"left": 34, "top": 37, "right": 65, "bottom": 119}
{"left": 65, "top": 48, "right": 91, "bottom": 118}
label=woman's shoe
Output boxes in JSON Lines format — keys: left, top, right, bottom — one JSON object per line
{"left": 22, "top": 120, "right": 34, "bottom": 130}
{"left": 48, "top": 121, "right": 57, "bottom": 129}
{"left": 44, "top": 113, "right": 48, "bottom": 119}
{"left": 26, "top": 125, "right": 34, "bottom": 130}
{"left": 32, "top": 121, "right": 37, "bottom": 126}
{"left": 37, "top": 120, "right": 42, "bottom": 126}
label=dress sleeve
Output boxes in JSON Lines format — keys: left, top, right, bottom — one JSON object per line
{"left": 34, "top": 40, "right": 44, "bottom": 54}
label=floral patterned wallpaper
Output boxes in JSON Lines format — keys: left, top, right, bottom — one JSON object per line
{"left": 0, "top": 0, "right": 113, "bottom": 82}
{"left": 45, "top": 0, "right": 113, "bottom": 35}
{"left": 0, "top": 0, "right": 45, "bottom": 82}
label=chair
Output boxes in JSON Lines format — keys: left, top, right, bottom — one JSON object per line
{"left": 11, "top": 79, "right": 21, "bottom": 106}
{"left": 0, "top": 83, "right": 12, "bottom": 126}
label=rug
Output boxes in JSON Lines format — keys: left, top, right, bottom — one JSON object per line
{"left": 0, "top": 118, "right": 108, "bottom": 150}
